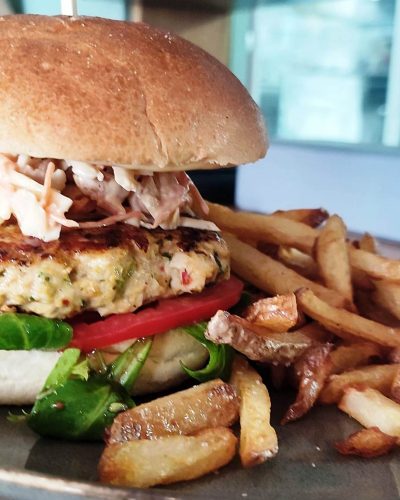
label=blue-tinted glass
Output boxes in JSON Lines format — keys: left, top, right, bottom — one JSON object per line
{"left": 21, "top": 0, "right": 127, "bottom": 19}
{"left": 232, "top": 0, "right": 400, "bottom": 148}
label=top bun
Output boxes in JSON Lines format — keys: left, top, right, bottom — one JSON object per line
{"left": 0, "top": 15, "right": 267, "bottom": 171}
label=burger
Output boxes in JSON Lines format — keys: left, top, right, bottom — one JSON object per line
{"left": 0, "top": 15, "right": 267, "bottom": 432}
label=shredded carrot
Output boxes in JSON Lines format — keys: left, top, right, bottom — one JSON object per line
{"left": 40, "top": 161, "right": 55, "bottom": 209}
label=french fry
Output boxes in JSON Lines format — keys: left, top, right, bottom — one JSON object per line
{"left": 256, "top": 241, "right": 279, "bottom": 258}
{"left": 358, "top": 233, "right": 378, "bottom": 254}
{"left": 295, "top": 322, "right": 333, "bottom": 343}
{"left": 391, "top": 366, "right": 400, "bottom": 404}
{"left": 272, "top": 208, "right": 329, "bottom": 228}
{"left": 339, "top": 387, "right": 400, "bottom": 441}
{"left": 335, "top": 427, "right": 397, "bottom": 458}
{"left": 206, "top": 311, "right": 312, "bottom": 365}
{"left": 319, "top": 364, "right": 399, "bottom": 404}
{"left": 296, "top": 288, "right": 400, "bottom": 348}
{"left": 315, "top": 215, "right": 353, "bottom": 302}
{"left": 277, "top": 246, "right": 319, "bottom": 280}
{"left": 330, "top": 343, "right": 381, "bottom": 375}
{"left": 352, "top": 268, "right": 373, "bottom": 291}
{"left": 389, "top": 347, "right": 400, "bottom": 364}
{"left": 282, "top": 344, "right": 333, "bottom": 424}
{"left": 350, "top": 247, "right": 400, "bottom": 282}
{"left": 225, "top": 234, "right": 348, "bottom": 308}
{"left": 230, "top": 357, "right": 278, "bottom": 466}
{"left": 372, "top": 280, "right": 400, "bottom": 320}
{"left": 240, "top": 237, "right": 259, "bottom": 248}
{"left": 207, "top": 202, "right": 318, "bottom": 254}
{"left": 355, "top": 289, "right": 400, "bottom": 328}
{"left": 99, "top": 427, "right": 237, "bottom": 488}
{"left": 108, "top": 379, "right": 239, "bottom": 444}
{"left": 245, "top": 293, "right": 298, "bottom": 332}
{"left": 294, "top": 309, "right": 307, "bottom": 329}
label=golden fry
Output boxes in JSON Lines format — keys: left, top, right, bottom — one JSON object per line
{"left": 389, "top": 347, "right": 400, "bottom": 364}
{"left": 207, "top": 202, "right": 318, "bottom": 254}
{"left": 320, "top": 364, "right": 399, "bottom": 404}
{"left": 282, "top": 344, "right": 333, "bottom": 424}
{"left": 225, "top": 234, "right": 348, "bottom": 308}
{"left": 350, "top": 247, "right": 400, "bottom": 282}
{"left": 230, "top": 357, "right": 278, "bottom": 467}
{"left": 294, "top": 322, "right": 333, "bottom": 343}
{"left": 273, "top": 208, "right": 329, "bottom": 228}
{"left": 355, "top": 289, "right": 400, "bottom": 328}
{"left": 391, "top": 366, "right": 400, "bottom": 404}
{"left": 372, "top": 280, "right": 400, "bottom": 321}
{"left": 339, "top": 387, "right": 400, "bottom": 441}
{"left": 358, "top": 233, "right": 378, "bottom": 254}
{"left": 352, "top": 268, "right": 374, "bottom": 291}
{"left": 277, "top": 246, "right": 319, "bottom": 280}
{"left": 335, "top": 427, "right": 397, "bottom": 458}
{"left": 256, "top": 241, "right": 280, "bottom": 258}
{"left": 330, "top": 343, "right": 381, "bottom": 375}
{"left": 108, "top": 379, "right": 239, "bottom": 444}
{"left": 315, "top": 215, "right": 353, "bottom": 302}
{"left": 296, "top": 288, "right": 400, "bottom": 348}
{"left": 99, "top": 428, "right": 237, "bottom": 488}
{"left": 245, "top": 293, "right": 298, "bottom": 332}
{"left": 206, "top": 311, "right": 312, "bottom": 365}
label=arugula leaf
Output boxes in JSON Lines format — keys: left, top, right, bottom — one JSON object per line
{"left": 7, "top": 409, "right": 29, "bottom": 423}
{"left": 71, "top": 359, "right": 90, "bottom": 381}
{"left": 109, "top": 338, "right": 153, "bottom": 392}
{"left": 25, "top": 337, "right": 155, "bottom": 441}
{"left": 181, "top": 323, "right": 233, "bottom": 382}
{"left": 0, "top": 313, "right": 72, "bottom": 350}
{"left": 27, "top": 348, "right": 135, "bottom": 441}
{"left": 42, "top": 348, "right": 81, "bottom": 392}
{"left": 28, "top": 376, "right": 134, "bottom": 440}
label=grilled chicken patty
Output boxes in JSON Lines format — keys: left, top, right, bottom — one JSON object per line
{"left": 0, "top": 224, "right": 229, "bottom": 319}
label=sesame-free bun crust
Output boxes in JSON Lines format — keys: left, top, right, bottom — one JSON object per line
{"left": 132, "top": 328, "right": 208, "bottom": 396}
{"left": 0, "top": 15, "right": 267, "bottom": 170}
{"left": 0, "top": 330, "right": 208, "bottom": 404}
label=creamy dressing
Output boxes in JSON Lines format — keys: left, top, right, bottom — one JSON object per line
{"left": 0, "top": 154, "right": 218, "bottom": 242}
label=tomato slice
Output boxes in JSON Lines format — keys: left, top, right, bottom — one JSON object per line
{"left": 70, "top": 276, "right": 243, "bottom": 352}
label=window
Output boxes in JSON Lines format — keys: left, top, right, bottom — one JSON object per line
{"left": 17, "top": 0, "right": 127, "bottom": 19}
{"left": 231, "top": 0, "right": 400, "bottom": 148}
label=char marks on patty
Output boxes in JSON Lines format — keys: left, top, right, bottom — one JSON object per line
{"left": 0, "top": 224, "right": 222, "bottom": 264}
{"left": 0, "top": 224, "right": 229, "bottom": 319}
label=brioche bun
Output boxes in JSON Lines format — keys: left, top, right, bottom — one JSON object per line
{"left": 0, "top": 329, "right": 208, "bottom": 404}
{"left": 0, "top": 15, "right": 267, "bottom": 170}
{"left": 133, "top": 328, "right": 208, "bottom": 396}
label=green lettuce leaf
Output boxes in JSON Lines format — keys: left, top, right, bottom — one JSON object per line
{"left": 181, "top": 323, "right": 233, "bottom": 382}
{"left": 0, "top": 313, "right": 72, "bottom": 350}
{"left": 109, "top": 338, "right": 153, "bottom": 392}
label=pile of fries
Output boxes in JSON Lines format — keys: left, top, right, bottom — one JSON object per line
{"left": 99, "top": 203, "right": 400, "bottom": 488}
{"left": 99, "top": 367, "right": 277, "bottom": 487}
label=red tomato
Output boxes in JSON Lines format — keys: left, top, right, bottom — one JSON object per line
{"left": 71, "top": 276, "right": 243, "bottom": 352}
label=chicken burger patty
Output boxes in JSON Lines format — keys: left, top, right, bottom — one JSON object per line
{"left": 0, "top": 223, "right": 229, "bottom": 319}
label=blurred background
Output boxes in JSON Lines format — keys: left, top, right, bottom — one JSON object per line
{"left": 2, "top": 0, "right": 399, "bottom": 239}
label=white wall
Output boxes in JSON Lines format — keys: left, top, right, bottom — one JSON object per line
{"left": 236, "top": 142, "right": 400, "bottom": 241}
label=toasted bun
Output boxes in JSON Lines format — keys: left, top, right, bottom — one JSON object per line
{"left": 0, "top": 15, "right": 267, "bottom": 170}
{"left": 0, "top": 350, "right": 62, "bottom": 405}
{"left": 0, "top": 330, "right": 207, "bottom": 404}
{"left": 132, "top": 328, "right": 208, "bottom": 396}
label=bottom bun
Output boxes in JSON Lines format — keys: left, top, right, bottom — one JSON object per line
{"left": 132, "top": 328, "right": 208, "bottom": 396}
{"left": 0, "top": 329, "right": 208, "bottom": 405}
{"left": 0, "top": 350, "right": 62, "bottom": 405}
